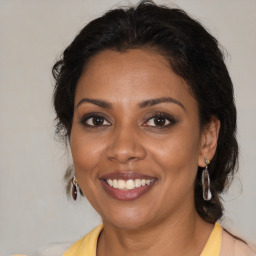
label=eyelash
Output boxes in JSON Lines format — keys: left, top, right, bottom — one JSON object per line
{"left": 80, "top": 112, "right": 111, "bottom": 127}
{"left": 143, "top": 112, "right": 176, "bottom": 128}
{"left": 80, "top": 112, "right": 176, "bottom": 128}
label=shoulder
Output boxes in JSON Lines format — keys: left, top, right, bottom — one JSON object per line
{"left": 63, "top": 224, "right": 103, "bottom": 256}
{"left": 36, "top": 225, "right": 103, "bottom": 256}
{"left": 220, "top": 229, "right": 256, "bottom": 256}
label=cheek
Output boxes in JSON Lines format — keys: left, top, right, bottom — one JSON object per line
{"left": 70, "top": 126, "right": 107, "bottom": 209}
{"left": 148, "top": 125, "right": 201, "bottom": 180}
{"left": 70, "top": 126, "right": 105, "bottom": 176}
{"left": 146, "top": 128, "right": 201, "bottom": 211}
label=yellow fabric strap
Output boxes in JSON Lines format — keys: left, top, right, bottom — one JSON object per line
{"left": 63, "top": 224, "right": 103, "bottom": 256}
{"left": 200, "top": 222, "right": 222, "bottom": 256}
{"left": 63, "top": 222, "right": 222, "bottom": 256}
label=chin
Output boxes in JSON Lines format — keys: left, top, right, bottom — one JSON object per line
{"left": 100, "top": 205, "right": 159, "bottom": 231}
{"left": 106, "top": 217, "right": 152, "bottom": 231}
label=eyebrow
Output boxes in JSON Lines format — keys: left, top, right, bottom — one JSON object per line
{"left": 77, "top": 97, "right": 185, "bottom": 110}
{"left": 77, "top": 98, "right": 112, "bottom": 109}
{"left": 138, "top": 97, "right": 185, "bottom": 110}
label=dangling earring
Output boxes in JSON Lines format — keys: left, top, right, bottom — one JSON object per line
{"left": 202, "top": 158, "right": 212, "bottom": 201}
{"left": 72, "top": 176, "right": 79, "bottom": 201}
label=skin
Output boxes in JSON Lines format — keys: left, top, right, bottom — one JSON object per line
{"left": 70, "top": 49, "right": 220, "bottom": 256}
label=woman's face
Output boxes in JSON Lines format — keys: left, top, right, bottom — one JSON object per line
{"left": 70, "top": 49, "right": 207, "bottom": 229}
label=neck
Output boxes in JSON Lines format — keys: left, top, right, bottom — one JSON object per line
{"left": 97, "top": 206, "right": 214, "bottom": 256}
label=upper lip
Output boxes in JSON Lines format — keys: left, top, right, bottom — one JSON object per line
{"left": 100, "top": 172, "right": 157, "bottom": 181}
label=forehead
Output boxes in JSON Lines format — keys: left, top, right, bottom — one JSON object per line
{"left": 75, "top": 49, "right": 196, "bottom": 108}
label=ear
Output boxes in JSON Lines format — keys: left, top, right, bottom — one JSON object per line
{"left": 198, "top": 117, "right": 221, "bottom": 167}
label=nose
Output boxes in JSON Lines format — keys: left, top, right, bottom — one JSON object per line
{"left": 106, "top": 126, "right": 147, "bottom": 164}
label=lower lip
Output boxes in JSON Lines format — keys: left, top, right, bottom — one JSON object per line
{"left": 100, "top": 179, "right": 156, "bottom": 201}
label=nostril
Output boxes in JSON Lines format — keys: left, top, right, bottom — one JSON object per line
{"left": 106, "top": 134, "right": 147, "bottom": 163}
{"left": 128, "top": 156, "right": 139, "bottom": 161}
{"left": 107, "top": 152, "right": 146, "bottom": 164}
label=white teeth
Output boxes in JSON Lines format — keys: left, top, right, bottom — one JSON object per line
{"left": 113, "top": 179, "right": 118, "bottom": 188}
{"left": 106, "top": 178, "right": 154, "bottom": 190}
{"left": 107, "top": 179, "right": 113, "bottom": 187}
{"left": 117, "top": 179, "right": 126, "bottom": 189}
{"left": 126, "top": 179, "right": 135, "bottom": 189}
{"left": 135, "top": 179, "right": 142, "bottom": 188}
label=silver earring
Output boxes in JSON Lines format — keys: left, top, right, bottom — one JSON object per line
{"left": 72, "top": 176, "right": 79, "bottom": 201}
{"left": 202, "top": 158, "right": 212, "bottom": 201}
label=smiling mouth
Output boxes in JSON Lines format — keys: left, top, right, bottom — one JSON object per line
{"left": 100, "top": 172, "right": 157, "bottom": 201}
{"left": 105, "top": 178, "right": 154, "bottom": 190}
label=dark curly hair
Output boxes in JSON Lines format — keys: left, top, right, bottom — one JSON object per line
{"left": 52, "top": 0, "right": 238, "bottom": 224}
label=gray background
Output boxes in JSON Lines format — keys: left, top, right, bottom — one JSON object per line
{"left": 0, "top": 0, "right": 255, "bottom": 255}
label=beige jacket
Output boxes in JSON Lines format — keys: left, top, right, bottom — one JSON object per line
{"left": 220, "top": 229, "right": 256, "bottom": 256}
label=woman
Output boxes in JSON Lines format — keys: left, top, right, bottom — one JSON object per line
{"left": 52, "top": 0, "right": 255, "bottom": 255}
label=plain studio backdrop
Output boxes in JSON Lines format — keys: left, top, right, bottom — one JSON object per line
{"left": 0, "top": 0, "right": 255, "bottom": 255}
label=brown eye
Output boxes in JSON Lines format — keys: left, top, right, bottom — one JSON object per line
{"left": 92, "top": 117, "right": 104, "bottom": 126}
{"left": 153, "top": 117, "right": 168, "bottom": 126}
{"left": 82, "top": 115, "right": 111, "bottom": 127}
{"left": 144, "top": 113, "right": 175, "bottom": 128}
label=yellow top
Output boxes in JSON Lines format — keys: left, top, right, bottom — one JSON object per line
{"left": 63, "top": 222, "right": 222, "bottom": 256}
{"left": 201, "top": 222, "right": 222, "bottom": 256}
